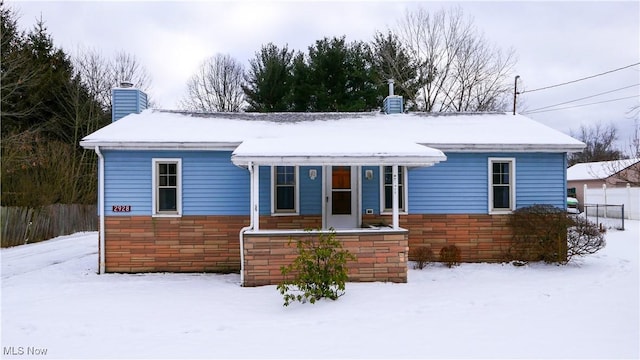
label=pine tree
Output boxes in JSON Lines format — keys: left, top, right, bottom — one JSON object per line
{"left": 370, "top": 31, "right": 419, "bottom": 110}
{"left": 243, "top": 43, "right": 294, "bottom": 112}
{"left": 291, "top": 36, "right": 382, "bottom": 112}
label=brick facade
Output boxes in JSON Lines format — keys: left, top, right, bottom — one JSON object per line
{"left": 103, "top": 213, "right": 513, "bottom": 278}
{"left": 364, "top": 214, "right": 513, "bottom": 262}
{"left": 104, "top": 216, "right": 248, "bottom": 272}
{"left": 243, "top": 230, "right": 408, "bottom": 286}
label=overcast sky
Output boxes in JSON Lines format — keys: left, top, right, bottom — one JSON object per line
{"left": 9, "top": 1, "right": 640, "bottom": 149}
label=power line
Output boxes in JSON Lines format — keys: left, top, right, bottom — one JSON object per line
{"left": 524, "top": 95, "right": 638, "bottom": 115}
{"left": 523, "top": 83, "right": 639, "bottom": 113}
{"left": 520, "top": 62, "right": 640, "bottom": 94}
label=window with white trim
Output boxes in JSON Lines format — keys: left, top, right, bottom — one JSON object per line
{"left": 381, "top": 166, "right": 407, "bottom": 213}
{"left": 152, "top": 158, "right": 182, "bottom": 216}
{"left": 272, "top": 166, "right": 298, "bottom": 214}
{"left": 489, "top": 158, "right": 515, "bottom": 213}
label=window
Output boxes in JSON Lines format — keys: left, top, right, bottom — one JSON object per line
{"left": 381, "top": 166, "right": 407, "bottom": 213}
{"left": 489, "top": 158, "right": 515, "bottom": 213}
{"left": 272, "top": 166, "right": 298, "bottom": 214}
{"left": 152, "top": 159, "right": 182, "bottom": 216}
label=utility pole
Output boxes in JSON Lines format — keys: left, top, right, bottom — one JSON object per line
{"left": 513, "top": 75, "right": 520, "bottom": 115}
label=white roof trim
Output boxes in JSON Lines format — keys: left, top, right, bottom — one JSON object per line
{"left": 79, "top": 141, "right": 238, "bottom": 151}
{"left": 231, "top": 137, "right": 447, "bottom": 167}
{"left": 80, "top": 140, "right": 583, "bottom": 153}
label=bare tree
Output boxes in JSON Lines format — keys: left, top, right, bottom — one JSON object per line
{"left": 73, "top": 48, "right": 152, "bottom": 110}
{"left": 629, "top": 119, "right": 640, "bottom": 158}
{"left": 180, "top": 53, "right": 245, "bottom": 112}
{"left": 111, "top": 51, "right": 151, "bottom": 92}
{"left": 568, "top": 122, "right": 623, "bottom": 166}
{"left": 73, "top": 47, "right": 111, "bottom": 110}
{"left": 393, "top": 6, "right": 515, "bottom": 112}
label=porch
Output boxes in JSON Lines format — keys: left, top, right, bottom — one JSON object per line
{"left": 232, "top": 136, "right": 446, "bottom": 286}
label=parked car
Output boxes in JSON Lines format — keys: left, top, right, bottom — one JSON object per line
{"left": 567, "top": 197, "right": 580, "bottom": 214}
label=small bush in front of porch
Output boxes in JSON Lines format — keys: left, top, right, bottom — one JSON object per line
{"left": 277, "top": 229, "right": 356, "bottom": 306}
{"left": 410, "top": 246, "right": 434, "bottom": 269}
{"left": 439, "top": 245, "right": 461, "bottom": 268}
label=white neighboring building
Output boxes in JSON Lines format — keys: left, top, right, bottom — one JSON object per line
{"left": 567, "top": 158, "right": 640, "bottom": 214}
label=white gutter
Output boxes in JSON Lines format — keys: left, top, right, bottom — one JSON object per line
{"left": 95, "top": 146, "right": 106, "bottom": 274}
{"left": 238, "top": 161, "right": 254, "bottom": 286}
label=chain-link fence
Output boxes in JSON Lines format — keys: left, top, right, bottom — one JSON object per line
{"left": 583, "top": 204, "right": 625, "bottom": 230}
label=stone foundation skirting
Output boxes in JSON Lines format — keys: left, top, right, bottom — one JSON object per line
{"left": 103, "top": 213, "right": 513, "bottom": 277}
{"left": 104, "top": 215, "right": 248, "bottom": 272}
{"left": 242, "top": 229, "right": 408, "bottom": 287}
{"left": 364, "top": 214, "right": 513, "bottom": 262}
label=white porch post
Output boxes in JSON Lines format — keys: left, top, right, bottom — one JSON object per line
{"left": 392, "top": 165, "right": 399, "bottom": 230}
{"left": 252, "top": 163, "right": 260, "bottom": 231}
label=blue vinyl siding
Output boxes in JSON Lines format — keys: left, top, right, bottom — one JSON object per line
{"left": 407, "top": 152, "right": 566, "bottom": 214}
{"left": 514, "top": 152, "right": 566, "bottom": 209}
{"left": 361, "top": 166, "right": 380, "bottom": 213}
{"left": 259, "top": 166, "right": 322, "bottom": 215}
{"left": 103, "top": 150, "right": 249, "bottom": 216}
{"left": 300, "top": 166, "right": 322, "bottom": 214}
{"left": 103, "top": 150, "right": 566, "bottom": 217}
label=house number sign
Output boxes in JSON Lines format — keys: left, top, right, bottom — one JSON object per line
{"left": 112, "top": 205, "right": 132, "bottom": 212}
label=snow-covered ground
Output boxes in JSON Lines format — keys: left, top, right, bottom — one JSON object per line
{"left": 2, "top": 221, "right": 638, "bottom": 359}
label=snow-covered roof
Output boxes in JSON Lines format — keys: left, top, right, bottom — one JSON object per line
{"left": 80, "top": 110, "right": 585, "bottom": 152}
{"left": 231, "top": 136, "right": 447, "bottom": 167}
{"left": 567, "top": 158, "right": 640, "bottom": 181}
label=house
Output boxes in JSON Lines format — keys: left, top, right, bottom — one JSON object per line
{"left": 567, "top": 158, "right": 640, "bottom": 212}
{"left": 79, "top": 84, "right": 585, "bottom": 286}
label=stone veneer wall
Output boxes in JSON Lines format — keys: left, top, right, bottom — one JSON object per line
{"left": 243, "top": 230, "right": 408, "bottom": 287}
{"left": 103, "top": 213, "right": 512, "bottom": 275}
{"left": 364, "top": 214, "right": 513, "bottom": 262}
{"left": 104, "top": 216, "right": 248, "bottom": 272}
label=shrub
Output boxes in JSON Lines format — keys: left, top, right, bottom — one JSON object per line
{"left": 507, "top": 204, "right": 572, "bottom": 264}
{"left": 277, "top": 229, "right": 356, "bottom": 306}
{"left": 410, "top": 246, "right": 434, "bottom": 269}
{"left": 439, "top": 245, "right": 461, "bottom": 268}
{"left": 507, "top": 204, "right": 605, "bottom": 265}
{"left": 567, "top": 216, "right": 605, "bottom": 261}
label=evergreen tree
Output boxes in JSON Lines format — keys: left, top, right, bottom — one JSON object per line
{"left": 289, "top": 52, "right": 313, "bottom": 111}
{"left": 292, "top": 36, "right": 381, "bottom": 112}
{"left": 243, "top": 43, "right": 294, "bottom": 112}
{"left": 1, "top": 7, "right": 108, "bottom": 206}
{"left": 1, "top": 4, "right": 40, "bottom": 135}
{"left": 370, "top": 31, "right": 419, "bottom": 110}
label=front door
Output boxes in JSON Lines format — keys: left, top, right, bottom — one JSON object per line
{"left": 325, "top": 166, "right": 359, "bottom": 229}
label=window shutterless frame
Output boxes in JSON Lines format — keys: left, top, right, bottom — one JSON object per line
{"left": 488, "top": 157, "right": 515, "bottom": 214}
{"left": 152, "top": 158, "right": 182, "bottom": 217}
{"left": 380, "top": 166, "right": 408, "bottom": 214}
{"left": 271, "top": 166, "right": 299, "bottom": 215}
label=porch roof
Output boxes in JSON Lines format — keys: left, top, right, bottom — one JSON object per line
{"left": 230, "top": 136, "right": 447, "bottom": 167}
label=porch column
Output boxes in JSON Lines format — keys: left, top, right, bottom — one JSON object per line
{"left": 252, "top": 163, "right": 260, "bottom": 231}
{"left": 392, "top": 165, "right": 399, "bottom": 230}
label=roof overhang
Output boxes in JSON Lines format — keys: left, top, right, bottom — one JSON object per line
{"left": 429, "top": 143, "right": 586, "bottom": 153}
{"left": 79, "top": 141, "right": 238, "bottom": 151}
{"left": 80, "top": 141, "right": 585, "bottom": 154}
{"left": 231, "top": 137, "right": 447, "bottom": 167}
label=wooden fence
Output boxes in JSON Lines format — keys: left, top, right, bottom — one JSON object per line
{"left": 1, "top": 204, "right": 98, "bottom": 247}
